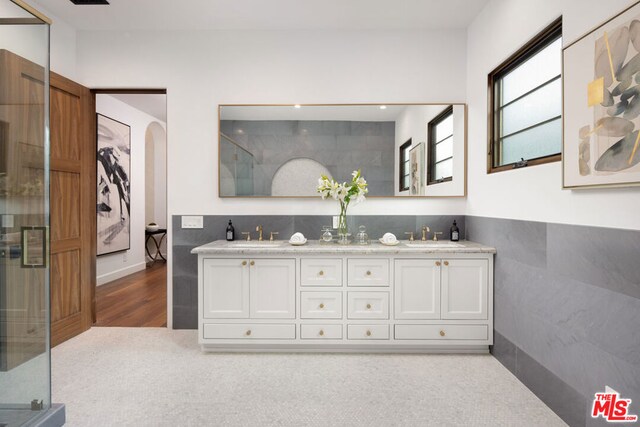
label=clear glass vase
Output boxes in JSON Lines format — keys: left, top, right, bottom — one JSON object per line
{"left": 337, "top": 202, "right": 350, "bottom": 244}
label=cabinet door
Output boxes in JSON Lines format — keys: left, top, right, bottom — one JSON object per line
{"left": 394, "top": 259, "right": 441, "bottom": 319}
{"left": 203, "top": 258, "right": 249, "bottom": 319}
{"left": 250, "top": 259, "right": 296, "bottom": 319}
{"left": 441, "top": 259, "right": 488, "bottom": 320}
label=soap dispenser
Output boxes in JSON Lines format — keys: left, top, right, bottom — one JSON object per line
{"left": 450, "top": 220, "right": 459, "bottom": 242}
{"left": 226, "top": 220, "right": 235, "bottom": 241}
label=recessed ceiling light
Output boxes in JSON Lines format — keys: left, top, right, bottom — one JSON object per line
{"left": 294, "top": 105, "right": 301, "bottom": 109}
{"left": 69, "top": 0, "right": 110, "bottom": 4}
{"left": 236, "top": 129, "right": 244, "bottom": 134}
{"left": 379, "top": 105, "right": 387, "bottom": 110}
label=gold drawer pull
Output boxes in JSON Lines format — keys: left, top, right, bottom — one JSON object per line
{"left": 250, "top": 260, "right": 255, "bottom": 266}
{"left": 319, "top": 270, "right": 324, "bottom": 276}
{"left": 444, "top": 261, "right": 449, "bottom": 266}
{"left": 246, "top": 330, "right": 252, "bottom": 336}
{"left": 366, "top": 270, "right": 372, "bottom": 276}
{"left": 319, "top": 329, "right": 325, "bottom": 336}
{"left": 366, "top": 303, "right": 372, "bottom": 309}
{"left": 242, "top": 261, "right": 247, "bottom": 266}
{"left": 319, "top": 303, "right": 325, "bottom": 309}
{"left": 366, "top": 330, "right": 372, "bottom": 337}
{"left": 439, "top": 330, "right": 445, "bottom": 337}
{"left": 435, "top": 261, "right": 441, "bottom": 266}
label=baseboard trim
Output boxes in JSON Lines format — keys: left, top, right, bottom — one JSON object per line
{"left": 97, "top": 262, "right": 146, "bottom": 286}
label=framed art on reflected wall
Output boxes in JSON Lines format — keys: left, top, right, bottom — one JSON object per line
{"left": 96, "top": 113, "right": 131, "bottom": 256}
{"left": 563, "top": 1, "right": 640, "bottom": 189}
{"left": 409, "top": 142, "right": 425, "bottom": 196}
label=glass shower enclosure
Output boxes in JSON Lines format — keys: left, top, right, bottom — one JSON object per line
{"left": 0, "top": 1, "right": 52, "bottom": 426}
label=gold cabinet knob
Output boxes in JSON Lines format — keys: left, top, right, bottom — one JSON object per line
{"left": 242, "top": 260, "right": 247, "bottom": 266}
{"left": 246, "top": 330, "right": 252, "bottom": 336}
{"left": 366, "top": 303, "right": 372, "bottom": 309}
{"left": 439, "top": 330, "right": 445, "bottom": 337}
{"left": 366, "top": 270, "right": 372, "bottom": 276}
{"left": 435, "top": 261, "right": 441, "bottom": 266}
{"left": 319, "top": 303, "right": 325, "bottom": 309}
{"left": 444, "top": 261, "right": 449, "bottom": 266}
{"left": 319, "top": 270, "right": 324, "bottom": 276}
{"left": 319, "top": 329, "right": 325, "bottom": 336}
{"left": 366, "top": 330, "right": 372, "bottom": 337}
{"left": 250, "top": 260, "right": 255, "bottom": 266}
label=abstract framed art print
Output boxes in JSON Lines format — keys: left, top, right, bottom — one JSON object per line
{"left": 563, "top": 1, "right": 640, "bottom": 189}
{"left": 96, "top": 113, "right": 131, "bottom": 255}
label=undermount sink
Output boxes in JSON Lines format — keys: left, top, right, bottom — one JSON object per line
{"left": 403, "top": 241, "right": 464, "bottom": 248}
{"left": 229, "top": 241, "right": 284, "bottom": 248}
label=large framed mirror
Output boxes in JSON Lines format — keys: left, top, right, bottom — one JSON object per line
{"left": 219, "top": 104, "right": 466, "bottom": 198}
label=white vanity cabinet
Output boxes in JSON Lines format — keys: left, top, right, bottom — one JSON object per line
{"left": 193, "top": 241, "right": 494, "bottom": 353}
{"left": 202, "top": 258, "right": 295, "bottom": 320}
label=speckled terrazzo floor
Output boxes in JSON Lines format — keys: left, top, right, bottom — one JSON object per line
{"left": 52, "top": 327, "right": 566, "bottom": 426}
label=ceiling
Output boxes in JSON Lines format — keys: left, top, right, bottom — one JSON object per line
{"left": 108, "top": 94, "right": 167, "bottom": 122}
{"left": 32, "top": 0, "right": 489, "bottom": 31}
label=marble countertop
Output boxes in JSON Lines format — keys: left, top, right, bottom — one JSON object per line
{"left": 191, "top": 239, "right": 496, "bottom": 255}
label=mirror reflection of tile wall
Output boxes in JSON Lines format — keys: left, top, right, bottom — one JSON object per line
{"left": 220, "top": 120, "right": 395, "bottom": 196}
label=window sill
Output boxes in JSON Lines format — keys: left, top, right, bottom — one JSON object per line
{"left": 487, "top": 153, "right": 561, "bottom": 174}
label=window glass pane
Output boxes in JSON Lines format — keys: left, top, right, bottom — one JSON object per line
{"left": 500, "top": 117, "right": 561, "bottom": 165}
{"left": 501, "top": 77, "right": 561, "bottom": 136}
{"left": 435, "top": 136, "right": 453, "bottom": 162}
{"left": 434, "top": 159, "right": 453, "bottom": 181}
{"left": 435, "top": 114, "right": 453, "bottom": 142}
{"left": 403, "top": 174, "right": 410, "bottom": 189}
{"left": 501, "top": 37, "right": 561, "bottom": 105}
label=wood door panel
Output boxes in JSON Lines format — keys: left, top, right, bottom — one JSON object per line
{"left": 51, "top": 171, "right": 80, "bottom": 241}
{"left": 49, "top": 70, "right": 95, "bottom": 346}
{"left": 50, "top": 250, "right": 81, "bottom": 322}
{"left": 50, "top": 86, "right": 80, "bottom": 161}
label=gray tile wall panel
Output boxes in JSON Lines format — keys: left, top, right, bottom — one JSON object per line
{"left": 468, "top": 216, "right": 640, "bottom": 427}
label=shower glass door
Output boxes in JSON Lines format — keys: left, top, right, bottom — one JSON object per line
{"left": 0, "top": 1, "right": 51, "bottom": 426}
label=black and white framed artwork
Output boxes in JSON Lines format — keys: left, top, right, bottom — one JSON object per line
{"left": 96, "top": 113, "right": 131, "bottom": 256}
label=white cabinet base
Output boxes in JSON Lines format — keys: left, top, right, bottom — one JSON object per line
{"left": 197, "top": 249, "right": 494, "bottom": 354}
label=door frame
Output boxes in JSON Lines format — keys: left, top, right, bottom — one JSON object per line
{"left": 90, "top": 88, "right": 170, "bottom": 327}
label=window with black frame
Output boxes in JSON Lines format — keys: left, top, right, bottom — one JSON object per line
{"left": 428, "top": 106, "right": 454, "bottom": 185}
{"left": 399, "top": 139, "right": 411, "bottom": 191}
{"left": 488, "top": 18, "right": 562, "bottom": 173}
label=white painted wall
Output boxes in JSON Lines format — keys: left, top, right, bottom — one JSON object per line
{"left": 466, "top": 0, "right": 640, "bottom": 230}
{"left": 0, "top": 1, "right": 78, "bottom": 80}
{"left": 96, "top": 94, "right": 167, "bottom": 285}
{"left": 75, "top": 29, "right": 469, "bottom": 218}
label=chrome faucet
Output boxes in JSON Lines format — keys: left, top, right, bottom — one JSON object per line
{"left": 421, "top": 225, "right": 430, "bottom": 241}
{"left": 256, "top": 225, "right": 263, "bottom": 241}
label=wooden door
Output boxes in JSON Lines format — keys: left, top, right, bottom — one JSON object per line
{"left": 249, "top": 259, "right": 295, "bottom": 319}
{"left": 202, "top": 258, "right": 249, "bottom": 319}
{"left": 49, "top": 72, "right": 95, "bottom": 346}
{"left": 441, "top": 259, "right": 488, "bottom": 320}
{"left": 394, "top": 259, "right": 441, "bottom": 319}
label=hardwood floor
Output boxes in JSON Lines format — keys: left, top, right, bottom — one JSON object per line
{"left": 94, "top": 263, "right": 167, "bottom": 327}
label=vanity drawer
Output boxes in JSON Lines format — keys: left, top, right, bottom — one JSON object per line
{"left": 301, "top": 258, "right": 343, "bottom": 286}
{"left": 347, "top": 291, "right": 389, "bottom": 319}
{"left": 394, "top": 324, "right": 488, "bottom": 341}
{"left": 347, "top": 259, "right": 389, "bottom": 286}
{"left": 203, "top": 323, "right": 295, "bottom": 340}
{"left": 300, "top": 324, "right": 343, "bottom": 339}
{"left": 347, "top": 324, "right": 389, "bottom": 340}
{"left": 300, "top": 291, "right": 343, "bottom": 319}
